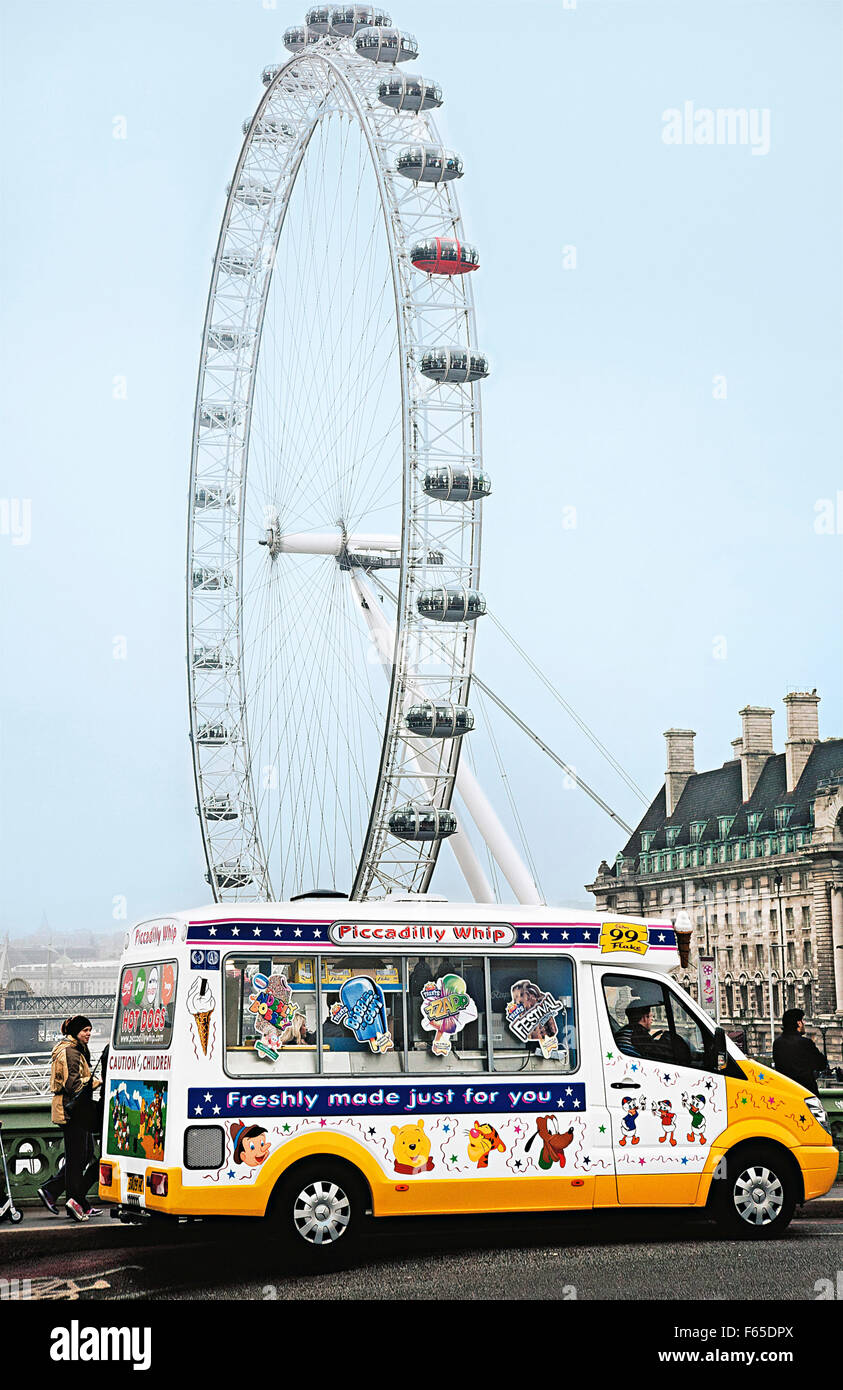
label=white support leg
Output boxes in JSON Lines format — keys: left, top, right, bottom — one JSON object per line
{"left": 350, "top": 573, "right": 541, "bottom": 906}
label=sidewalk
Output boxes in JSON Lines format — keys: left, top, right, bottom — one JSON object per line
{"left": 1, "top": 1187, "right": 840, "bottom": 1261}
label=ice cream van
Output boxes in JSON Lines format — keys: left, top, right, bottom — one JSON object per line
{"left": 99, "top": 897, "right": 838, "bottom": 1265}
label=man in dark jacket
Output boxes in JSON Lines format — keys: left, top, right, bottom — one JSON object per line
{"left": 772, "top": 1008, "right": 828, "bottom": 1097}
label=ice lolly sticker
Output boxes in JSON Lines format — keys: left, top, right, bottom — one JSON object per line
{"left": 188, "top": 976, "right": 216, "bottom": 1057}
{"left": 420, "top": 974, "right": 477, "bottom": 1057}
{"left": 329, "top": 975, "right": 393, "bottom": 1054}
{"left": 505, "top": 979, "right": 566, "bottom": 1061}
{"left": 248, "top": 972, "right": 307, "bottom": 1058}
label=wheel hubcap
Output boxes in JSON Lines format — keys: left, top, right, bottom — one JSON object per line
{"left": 292, "top": 1179, "right": 351, "bottom": 1245}
{"left": 733, "top": 1165, "right": 784, "bottom": 1226}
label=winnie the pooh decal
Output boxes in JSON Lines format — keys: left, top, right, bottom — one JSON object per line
{"left": 391, "top": 1119, "right": 435, "bottom": 1175}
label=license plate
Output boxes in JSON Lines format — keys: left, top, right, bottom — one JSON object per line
{"left": 127, "top": 1173, "right": 144, "bottom": 1195}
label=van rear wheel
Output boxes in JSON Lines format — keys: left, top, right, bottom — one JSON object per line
{"left": 273, "top": 1160, "right": 366, "bottom": 1270}
{"left": 714, "top": 1145, "right": 796, "bottom": 1239}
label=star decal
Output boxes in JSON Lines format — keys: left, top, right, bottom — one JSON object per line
{"left": 442, "top": 1122, "right": 450, "bottom": 1133}
{"left": 293, "top": 928, "right": 302, "bottom": 938}
{"left": 740, "top": 1096, "right": 748, "bottom": 1105}
{"left": 368, "top": 1127, "right": 376, "bottom": 1138}
{"left": 208, "top": 927, "right": 217, "bottom": 937}
{"left": 514, "top": 1124, "right": 522, "bottom": 1135}
{"left": 227, "top": 1169, "right": 236, "bottom": 1180}
{"left": 606, "top": 1051, "right": 614, "bottom": 1060}
{"left": 253, "top": 927, "right": 262, "bottom": 937}
{"left": 573, "top": 1098, "right": 581, "bottom": 1108}
{"left": 313, "top": 929, "right": 322, "bottom": 939}
{"left": 204, "top": 1092, "right": 212, "bottom": 1102}
{"left": 194, "top": 1105, "right": 203, "bottom": 1116}
{"left": 681, "top": 1157, "right": 688, "bottom": 1166}
{"left": 583, "top": 1156, "right": 590, "bottom": 1165}
{"left": 450, "top": 1155, "right": 458, "bottom": 1164}
{"left": 274, "top": 928, "right": 283, "bottom": 937}
{"left": 319, "top": 1117, "right": 327, "bottom": 1127}
{"left": 582, "top": 930, "right": 591, "bottom": 940}
{"left": 561, "top": 931, "right": 569, "bottom": 940}
{"left": 657, "top": 932, "right": 665, "bottom": 942}
{"left": 631, "top": 1064, "right": 638, "bottom": 1073}
{"left": 522, "top": 931, "right": 531, "bottom": 940}
{"left": 638, "top": 1158, "right": 646, "bottom": 1166}
{"left": 541, "top": 931, "right": 549, "bottom": 940}
{"left": 231, "top": 927, "right": 240, "bottom": 937}
{"left": 282, "top": 1123, "right": 291, "bottom": 1134}
{"left": 514, "top": 1160, "right": 523, "bottom": 1170}
{"left": 212, "top": 1105, "right": 220, "bottom": 1115}
{"left": 599, "top": 1125, "right": 606, "bottom": 1134}
{"left": 565, "top": 1087, "right": 573, "bottom": 1096}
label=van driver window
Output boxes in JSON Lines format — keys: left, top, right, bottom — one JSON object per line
{"left": 490, "top": 957, "right": 577, "bottom": 1073}
{"left": 602, "top": 974, "right": 713, "bottom": 1070}
{"left": 224, "top": 957, "right": 318, "bottom": 1076}
{"left": 321, "top": 957, "right": 405, "bottom": 1074}
{"left": 407, "top": 956, "right": 486, "bottom": 1072}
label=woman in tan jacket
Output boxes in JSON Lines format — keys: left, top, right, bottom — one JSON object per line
{"left": 39, "top": 1015, "right": 103, "bottom": 1220}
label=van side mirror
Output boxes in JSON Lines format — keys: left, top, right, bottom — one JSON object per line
{"left": 712, "top": 1027, "right": 728, "bottom": 1073}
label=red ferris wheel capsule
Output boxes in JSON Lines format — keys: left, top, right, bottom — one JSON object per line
{"left": 410, "top": 236, "right": 479, "bottom": 276}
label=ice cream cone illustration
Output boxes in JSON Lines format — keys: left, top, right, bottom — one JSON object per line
{"left": 188, "top": 976, "right": 216, "bottom": 1057}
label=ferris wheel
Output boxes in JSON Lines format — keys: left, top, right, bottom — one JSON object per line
{"left": 187, "top": 6, "right": 505, "bottom": 904}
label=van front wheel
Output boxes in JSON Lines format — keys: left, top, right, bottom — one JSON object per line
{"left": 714, "top": 1146, "right": 796, "bottom": 1239}
{"left": 273, "top": 1160, "right": 366, "bottom": 1269}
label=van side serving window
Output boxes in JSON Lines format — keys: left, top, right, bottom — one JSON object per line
{"left": 602, "top": 974, "right": 712, "bottom": 1072}
{"left": 222, "top": 953, "right": 578, "bottom": 1078}
{"left": 115, "top": 961, "right": 178, "bottom": 1050}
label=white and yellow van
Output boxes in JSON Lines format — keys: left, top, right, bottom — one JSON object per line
{"left": 99, "top": 897, "right": 837, "bottom": 1262}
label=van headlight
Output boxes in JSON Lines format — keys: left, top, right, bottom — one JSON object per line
{"left": 805, "top": 1096, "right": 831, "bottom": 1135}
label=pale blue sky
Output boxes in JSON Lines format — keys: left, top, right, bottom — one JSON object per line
{"left": 1, "top": 0, "right": 840, "bottom": 934}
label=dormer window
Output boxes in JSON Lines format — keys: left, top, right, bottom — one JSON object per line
{"left": 748, "top": 812, "right": 762, "bottom": 833}
{"left": 718, "top": 815, "right": 735, "bottom": 840}
{"left": 690, "top": 821, "right": 706, "bottom": 844}
{"left": 666, "top": 826, "right": 681, "bottom": 848}
{"left": 641, "top": 831, "right": 655, "bottom": 852}
{"left": 774, "top": 806, "right": 792, "bottom": 830}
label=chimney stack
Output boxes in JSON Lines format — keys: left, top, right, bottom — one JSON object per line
{"left": 783, "top": 690, "right": 820, "bottom": 792}
{"left": 739, "top": 705, "right": 774, "bottom": 802}
{"left": 731, "top": 737, "right": 743, "bottom": 760}
{"left": 664, "top": 728, "right": 695, "bottom": 817}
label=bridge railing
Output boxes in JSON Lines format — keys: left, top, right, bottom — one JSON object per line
{"left": 0, "top": 1053, "right": 53, "bottom": 1100}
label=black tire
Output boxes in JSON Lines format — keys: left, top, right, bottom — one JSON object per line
{"left": 9, "top": 1207, "right": 23, "bottom": 1224}
{"left": 272, "top": 1159, "right": 366, "bottom": 1272}
{"left": 713, "top": 1144, "right": 797, "bottom": 1239}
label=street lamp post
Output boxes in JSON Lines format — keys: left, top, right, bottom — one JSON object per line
{"left": 774, "top": 869, "right": 787, "bottom": 1010}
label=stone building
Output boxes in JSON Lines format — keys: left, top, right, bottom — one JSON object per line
{"left": 586, "top": 691, "right": 843, "bottom": 1061}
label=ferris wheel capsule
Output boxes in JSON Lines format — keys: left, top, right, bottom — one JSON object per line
{"left": 192, "top": 644, "right": 233, "bottom": 670}
{"left": 355, "top": 26, "right": 418, "bottom": 62}
{"left": 196, "top": 722, "right": 234, "bottom": 746}
{"left": 396, "top": 145, "right": 463, "bottom": 184}
{"left": 199, "top": 403, "right": 242, "bottom": 431}
{"left": 243, "top": 116, "right": 296, "bottom": 142}
{"left": 423, "top": 465, "right": 492, "bottom": 503}
{"left": 208, "top": 327, "right": 255, "bottom": 352}
{"left": 192, "top": 566, "right": 233, "bottom": 592}
{"left": 330, "top": 6, "right": 392, "bottom": 36}
{"left": 193, "top": 484, "right": 237, "bottom": 510}
{"left": 219, "top": 252, "right": 258, "bottom": 277}
{"left": 410, "top": 237, "right": 478, "bottom": 276}
{"left": 305, "top": 5, "right": 333, "bottom": 29}
{"left": 202, "top": 795, "right": 239, "bottom": 822}
{"left": 282, "top": 27, "right": 321, "bottom": 54}
{"left": 388, "top": 805, "right": 458, "bottom": 841}
{"left": 378, "top": 73, "right": 442, "bottom": 112}
{"left": 228, "top": 179, "right": 275, "bottom": 207}
{"left": 417, "top": 587, "right": 487, "bottom": 622}
{"left": 262, "top": 63, "right": 283, "bottom": 84}
{"left": 419, "top": 348, "right": 489, "bottom": 383}
{"left": 206, "top": 862, "right": 253, "bottom": 889}
{"left": 405, "top": 703, "right": 475, "bottom": 738}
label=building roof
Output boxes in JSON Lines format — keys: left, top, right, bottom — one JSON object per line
{"left": 614, "top": 738, "right": 843, "bottom": 870}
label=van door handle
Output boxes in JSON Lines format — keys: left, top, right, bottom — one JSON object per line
{"left": 610, "top": 1082, "right": 640, "bottom": 1089}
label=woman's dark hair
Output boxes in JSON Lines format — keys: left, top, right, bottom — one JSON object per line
{"left": 66, "top": 1015, "right": 93, "bottom": 1038}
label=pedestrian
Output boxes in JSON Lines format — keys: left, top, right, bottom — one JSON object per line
{"left": 772, "top": 1008, "right": 828, "bottom": 1097}
{"left": 39, "top": 1016, "right": 104, "bottom": 1221}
